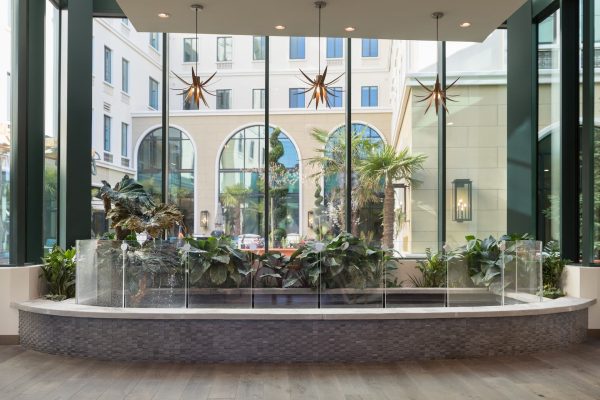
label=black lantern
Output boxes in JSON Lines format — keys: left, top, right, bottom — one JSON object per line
{"left": 452, "top": 179, "right": 472, "bottom": 222}
{"left": 200, "top": 210, "right": 209, "bottom": 229}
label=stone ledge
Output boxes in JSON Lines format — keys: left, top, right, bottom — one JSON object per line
{"left": 12, "top": 296, "right": 595, "bottom": 320}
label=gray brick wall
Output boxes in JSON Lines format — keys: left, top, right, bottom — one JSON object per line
{"left": 19, "top": 309, "right": 588, "bottom": 363}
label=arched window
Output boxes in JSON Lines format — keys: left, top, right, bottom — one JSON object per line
{"left": 137, "top": 127, "right": 195, "bottom": 233}
{"left": 218, "top": 125, "right": 300, "bottom": 244}
{"left": 324, "top": 123, "right": 384, "bottom": 242}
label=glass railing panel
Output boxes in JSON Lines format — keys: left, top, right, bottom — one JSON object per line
{"left": 318, "top": 233, "right": 385, "bottom": 308}
{"left": 252, "top": 246, "right": 319, "bottom": 309}
{"left": 385, "top": 251, "right": 447, "bottom": 308}
{"left": 185, "top": 237, "right": 253, "bottom": 308}
{"left": 123, "top": 240, "right": 186, "bottom": 308}
{"left": 503, "top": 240, "right": 543, "bottom": 303}
{"left": 76, "top": 239, "right": 124, "bottom": 307}
{"left": 446, "top": 240, "right": 504, "bottom": 307}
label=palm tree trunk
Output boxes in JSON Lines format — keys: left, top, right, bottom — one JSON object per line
{"left": 234, "top": 206, "right": 241, "bottom": 236}
{"left": 383, "top": 175, "right": 395, "bottom": 249}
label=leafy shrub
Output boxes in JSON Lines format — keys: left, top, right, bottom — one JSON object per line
{"left": 40, "top": 246, "right": 76, "bottom": 301}
{"left": 185, "top": 236, "right": 252, "bottom": 288}
{"left": 542, "top": 241, "right": 568, "bottom": 298}
{"left": 409, "top": 248, "right": 448, "bottom": 288}
{"left": 290, "top": 232, "right": 395, "bottom": 289}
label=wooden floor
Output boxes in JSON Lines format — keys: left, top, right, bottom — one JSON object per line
{"left": 1, "top": 341, "right": 600, "bottom": 400}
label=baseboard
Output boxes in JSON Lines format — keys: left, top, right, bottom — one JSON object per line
{"left": 587, "top": 329, "right": 600, "bottom": 338}
{"left": 0, "top": 335, "right": 20, "bottom": 345}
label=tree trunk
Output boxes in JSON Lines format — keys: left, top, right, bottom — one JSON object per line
{"left": 234, "top": 206, "right": 241, "bottom": 236}
{"left": 382, "top": 175, "right": 395, "bottom": 249}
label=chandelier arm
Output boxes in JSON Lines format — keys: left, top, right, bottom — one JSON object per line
{"left": 446, "top": 76, "right": 461, "bottom": 90}
{"left": 172, "top": 72, "right": 190, "bottom": 85}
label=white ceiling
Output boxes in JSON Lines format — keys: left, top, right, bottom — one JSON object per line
{"left": 115, "top": 0, "right": 526, "bottom": 42}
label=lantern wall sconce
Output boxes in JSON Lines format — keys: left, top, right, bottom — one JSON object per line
{"left": 452, "top": 179, "right": 472, "bottom": 223}
{"left": 307, "top": 211, "right": 315, "bottom": 229}
{"left": 200, "top": 210, "right": 209, "bottom": 229}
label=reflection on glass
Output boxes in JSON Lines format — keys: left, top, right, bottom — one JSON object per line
{"left": 537, "top": 10, "right": 561, "bottom": 246}
{"left": 137, "top": 127, "right": 195, "bottom": 234}
{"left": 44, "top": 1, "right": 59, "bottom": 253}
{"left": 0, "top": 0, "right": 11, "bottom": 263}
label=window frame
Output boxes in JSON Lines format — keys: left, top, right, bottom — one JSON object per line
{"left": 103, "top": 46, "right": 112, "bottom": 84}
{"left": 216, "top": 89, "right": 232, "bottom": 109}
{"left": 253, "top": 36, "right": 266, "bottom": 61}
{"left": 217, "top": 36, "right": 233, "bottom": 62}
{"left": 326, "top": 37, "right": 344, "bottom": 59}
{"left": 289, "top": 36, "right": 306, "bottom": 60}
{"left": 148, "top": 77, "right": 159, "bottom": 110}
{"left": 183, "top": 37, "right": 198, "bottom": 63}
{"left": 361, "top": 38, "right": 379, "bottom": 57}
{"left": 103, "top": 115, "right": 112, "bottom": 153}
{"left": 121, "top": 122, "right": 129, "bottom": 157}
{"left": 289, "top": 88, "right": 305, "bottom": 108}
{"left": 361, "top": 86, "right": 378, "bottom": 107}
{"left": 121, "top": 58, "right": 129, "bottom": 93}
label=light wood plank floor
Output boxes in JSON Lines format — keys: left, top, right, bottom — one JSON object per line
{"left": 1, "top": 340, "right": 600, "bottom": 400}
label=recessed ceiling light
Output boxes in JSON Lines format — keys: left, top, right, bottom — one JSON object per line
{"left": 460, "top": 22, "right": 471, "bottom": 28}
{"left": 158, "top": 12, "right": 170, "bottom": 18}
{"left": 275, "top": 25, "right": 286, "bottom": 30}
{"left": 345, "top": 26, "right": 356, "bottom": 32}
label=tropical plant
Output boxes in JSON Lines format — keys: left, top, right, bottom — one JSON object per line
{"left": 357, "top": 145, "right": 427, "bottom": 249}
{"left": 40, "top": 246, "right": 76, "bottom": 301}
{"left": 542, "top": 241, "right": 568, "bottom": 298}
{"left": 409, "top": 248, "right": 449, "bottom": 288}
{"left": 99, "top": 175, "right": 184, "bottom": 240}
{"left": 185, "top": 236, "right": 252, "bottom": 288}
{"left": 291, "top": 232, "right": 395, "bottom": 289}
{"left": 257, "top": 252, "right": 310, "bottom": 289}
{"left": 307, "top": 127, "right": 383, "bottom": 237}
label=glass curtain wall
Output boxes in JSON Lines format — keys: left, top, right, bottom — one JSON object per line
{"left": 537, "top": 10, "right": 561, "bottom": 246}
{"left": 593, "top": 0, "right": 600, "bottom": 261}
{"left": 445, "top": 30, "right": 508, "bottom": 245}
{"left": 0, "top": 0, "right": 12, "bottom": 263}
{"left": 90, "top": 18, "right": 163, "bottom": 238}
{"left": 269, "top": 34, "right": 346, "bottom": 248}
{"left": 397, "top": 40, "right": 439, "bottom": 256}
{"left": 43, "top": 1, "right": 60, "bottom": 252}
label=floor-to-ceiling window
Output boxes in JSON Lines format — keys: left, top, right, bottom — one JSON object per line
{"left": 0, "top": 0, "right": 12, "bottom": 262}
{"left": 445, "top": 30, "right": 508, "bottom": 245}
{"left": 90, "top": 17, "right": 163, "bottom": 238}
{"left": 43, "top": 0, "right": 60, "bottom": 252}
{"left": 537, "top": 9, "right": 561, "bottom": 245}
{"left": 137, "top": 127, "right": 195, "bottom": 233}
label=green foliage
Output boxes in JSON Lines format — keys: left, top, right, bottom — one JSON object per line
{"left": 40, "top": 246, "right": 76, "bottom": 301}
{"left": 99, "top": 175, "right": 184, "bottom": 240}
{"left": 269, "top": 128, "right": 291, "bottom": 245}
{"left": 457, "top": 233, "right": 534, "bottom": 291}
{"left": 257, "top": 252, "right": 309, "bottom": 289}
{"left": 185, "top": 236, "right": 252, "bottom": 288}
{"left": 409, "top": 248, "right": 449, "bottom": 288}
{"left": 542, "top": 241, "right": 568, "bottom": 298}
{"left": 291, "top": 232, "right": 395, "bottom": 289}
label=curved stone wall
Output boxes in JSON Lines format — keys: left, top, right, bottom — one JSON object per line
{"left": 18, "top": 307, "right": 588, "bottom": 363}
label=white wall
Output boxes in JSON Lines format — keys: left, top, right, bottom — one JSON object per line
{"left": 0, "top": 266, "right": 42, "bottom": 339}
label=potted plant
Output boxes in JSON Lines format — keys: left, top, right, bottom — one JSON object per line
{"left": 41, "top": 246, "right": 76, "bottom": 301}
{"left": 88, "top": 175, "right": 186, "bottom": 307}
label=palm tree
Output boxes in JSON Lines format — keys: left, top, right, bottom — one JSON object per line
{"left": 221, "top": 184, "right": 251, "bottom": 236}
{"left": 307, "top": 128, "right": 381, "bottom": 235}
{"left": 357, "top": 145, "right": 427, "bottom": 249}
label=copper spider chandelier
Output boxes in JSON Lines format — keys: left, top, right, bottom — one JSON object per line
{"left": 298, "top": 1, "right": 344, "bottom": 109}
{"left": 414, "top": 12, "right": 460, "bottom": 115}
{"left": 172, "top": 4, "right": 217, "bottom": 108}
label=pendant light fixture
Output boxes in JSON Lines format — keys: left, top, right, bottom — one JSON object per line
{"left": 414, "top": 12, "right": 460, "bottom": 115}
{"left": 299, "top": 1, "right": 344, "bottom": 110}
{"left": 172, "top": 4, "right": 217, "bottom": 108}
